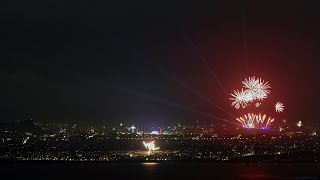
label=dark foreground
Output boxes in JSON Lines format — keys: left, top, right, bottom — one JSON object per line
{"left": 1, "top": 162, "right": 320, "bottom": 180}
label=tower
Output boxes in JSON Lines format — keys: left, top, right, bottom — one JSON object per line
{"left": 129, "top": 125, "right": 136, "bottom": 133}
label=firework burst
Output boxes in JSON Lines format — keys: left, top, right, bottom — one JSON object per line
{"left": 242, "top": 76, "right": 271, "bottom": 101}
{"left": 236, "top": 113, "right": 274, "bottom": 129}
{"left": 230, "top": 89, "right": 249, "bottom": 109}
{"left": 230, "top": 76, "right": 271, "bottom": 109}
{"left": 275, "top": 102, "right": 285, "bottom": 113}
{"left": 229, "top": 76, "right": 285, "bottom": 129}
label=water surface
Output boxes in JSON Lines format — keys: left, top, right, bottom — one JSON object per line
{"left": 1, "top": 162, "right": 319, "bottom": 180}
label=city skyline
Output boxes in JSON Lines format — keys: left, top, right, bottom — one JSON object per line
{"left": 1, "top": 117, "right": 318, "bottom": 162}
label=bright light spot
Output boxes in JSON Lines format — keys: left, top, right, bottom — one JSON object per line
{"left": 142, "top": 162, "right": 158, "bottom": 165}
{"left": 297, "top": 121, "right": 302, "bottom": 127}
{"left": 279, "top": 127, "right": 284, "bottom": 132}
{"left": 128, "top": 125, "right": 136, "bottom": 133}
{"left": 143, "top": 141, "right": 160, "bottom": 153}
{"left": 150, "top": 131, "right": 159, "bottom": 135}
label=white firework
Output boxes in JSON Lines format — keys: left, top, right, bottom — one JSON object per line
{"left": 230, "top": 77, "right": 271, "bottom": 109}
{"left": 230, "top": 89, "right": 249, "bottom": 109}
{"left": 236, "top": 113, "right": 274, "bottom": 129}
{"left": 275, "top": 102, "right": 284, "bottom": 113}
{"left": 242, "top": 77, "right": 260, "bottom": 90}
{"left": 242, "top": 76, "right": 271, "bottom": 101}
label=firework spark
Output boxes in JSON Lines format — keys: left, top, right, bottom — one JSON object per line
{"left": 230, "top": 89, "right": 249, "bottom": 109}
{"left": 230, "top": 77, "right": 271, "bottom": 109}
{"left": 229, "top": 77, "right": 285, "bottom": 129}
{"left": 275, "top": 102, "right": 284, "bottom": 113}
{"left": 242, "top": 76, "right": 271, "bottom": 101}
{"left": 236, "top": 113, "right": 274, "bottom": 129}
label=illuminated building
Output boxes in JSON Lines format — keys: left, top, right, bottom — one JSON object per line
{"left": 128, "top": 125, "right": 136, "bottom": 133}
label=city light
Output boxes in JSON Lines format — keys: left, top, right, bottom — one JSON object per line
{"left": 297, "top": 121, "right": 302, "bottom": 127}
{"left": 0, "top": 120, "right": 318, "bottom": 162}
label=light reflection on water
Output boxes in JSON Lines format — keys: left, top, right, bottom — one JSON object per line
{"left": 142, "top": 162, "right": 159, "bottom": 166}
{"left": 1, "top": 162, "right": 319, "bottom": 180}
{"left": 142, "top": 162, "right": 159, "bottom": 170}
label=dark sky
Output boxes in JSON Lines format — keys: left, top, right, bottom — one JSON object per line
{"left": 1, "top": 0, "right": 320, "bottom": 127}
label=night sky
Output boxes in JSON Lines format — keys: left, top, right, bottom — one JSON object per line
{"left": 1, "top": 1, "right": 320, "bottom": 127}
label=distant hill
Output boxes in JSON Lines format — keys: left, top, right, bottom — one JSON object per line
{"left": 0, "top": 119, "right": 42, "bottom": 134}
